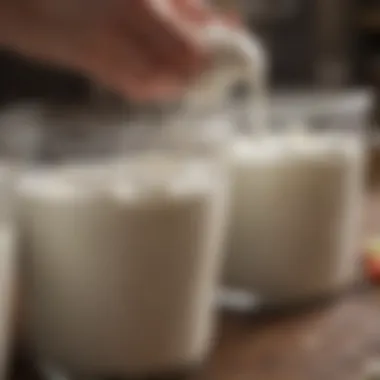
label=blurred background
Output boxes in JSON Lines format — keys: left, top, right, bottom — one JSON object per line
{"left": 3, "top": 3, "right": 380, "bottom": 380}
{"left": 0, "top": 0, "right": 378, "bottom": 124}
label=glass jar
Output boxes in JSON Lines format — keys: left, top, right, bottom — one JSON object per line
{"left": 0, "top": 161, "right": 17, "bottom": 378}
{"left": 0, "top": 161, "right": 20, "bottom": 380}
{"left": 18, "top": 110, "right": 229, "bottom": 379}
{"left": 17, "top": 23, "right": 265, "bottom": 380}
{"left": 0, "top": 101, "right": 45, "bottom": 378}
{"left": 222, "top": 91, "right": 372, "bottom": 309}
{"left": 0, "top": 102, "right": 45, "bottom": 163}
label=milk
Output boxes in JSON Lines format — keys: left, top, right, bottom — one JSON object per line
{"left": 224, "top": 132, "right": 365, "bottom": 303}
{"left": 0, "top": 227, "right": 16, "bottom": 380}
{"left": 0, "top": 165, "right": 17, "bottom": 380}
{"left": 19, "top": 155, "right": 227, "bottom": 376}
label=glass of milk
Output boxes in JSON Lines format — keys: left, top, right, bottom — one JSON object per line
{"left": 16, "top": 103, "right": 232, "bottom": 379}
{"left": 17, "top": 20, "right": 266, "bottom": 378}
{"left": 223, "top": 108, "right": 368, "bottom": 307}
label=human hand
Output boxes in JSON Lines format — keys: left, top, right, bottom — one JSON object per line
{"left": 1, "top": 0, "right": 236, "bottom": 101}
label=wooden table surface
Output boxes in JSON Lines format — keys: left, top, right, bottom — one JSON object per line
{"left": 197, "top": 287, "right": 380, "bottom": 380}
{"left": 195, "top": 190, "right": 380, "bottom": 380}
{"left": 11, "top": 191, "right": 380, "bottom": 380}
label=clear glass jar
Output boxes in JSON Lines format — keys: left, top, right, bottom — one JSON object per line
{"left": 0, "top": 166, "right": 18, "bottom": 380}
{"left": 0, "top": 161, "right": 20, "bottom": 380}
{"left": 16, "top": 103, "right": 230, "bottom": 379}
{"left": 0, "top": 101, "right": 46, "bottom": 378}
{"left": 222, "top": 90, "right": 372, "bottom": 309}
{"left": 18, "top": 22, "right": 265, "bottom": 379}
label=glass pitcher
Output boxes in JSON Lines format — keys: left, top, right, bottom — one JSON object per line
{"left": 17, "top": 22, "right": 265, "bottom": 380}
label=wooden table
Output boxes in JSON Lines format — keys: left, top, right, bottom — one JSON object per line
{"left": 196, "top": 287, "right": 380, "bottom": 380}
{"left": 195, "top": 191, "right": 380, "bottom": 380}
{"left": 11, "top": 192, "right": 380, "bottom": 380}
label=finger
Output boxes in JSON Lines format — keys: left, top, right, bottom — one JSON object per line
{"left": 74, "top": 29, "right": 154, "bottom": 80}
{"left": 72, "top": 32, "right": 176, "bottom": 101}
{"left": 83, "top": 37, "right": 184, "bottom": 101}
{"left": 170, "top": 0, "right": 214, "bottom": 25}
{"left": 219, "top": 11, "right": 243, "bottom": 27}
{"left": 172, "top": 1, "right": 243, "bottom": 28}
{"left": 119, "top": 0, "right": 205, "bottom": 79}
{"left": 110, "top": 78, "right": 183, "bottom": 102}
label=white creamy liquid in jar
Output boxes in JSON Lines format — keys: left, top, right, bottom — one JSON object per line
{"left": 19, "top": 154, "right": 228, "bottom": 376}
{"left": 0, "top": 164, "right": 18, "bottom": 380}
{"left": 224, "top": 132, "right": 365, "bottom": 303}
{"left": 0, "top": 226, "right": 16, "bottom": 380}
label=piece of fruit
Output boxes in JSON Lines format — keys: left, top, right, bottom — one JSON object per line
{"left": 364, "top": 238, "right": 380, "bottom": 283}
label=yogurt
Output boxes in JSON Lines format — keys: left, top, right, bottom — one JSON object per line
{"left": 19, "top": 155, "right": 228, "bottom": 376}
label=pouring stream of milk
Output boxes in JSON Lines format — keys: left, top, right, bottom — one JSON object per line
{"left": 141, "top": 21, "right": 269, "bottom": 140}
{"left": 185, "top": 22, "right": 268, "bottom": 134}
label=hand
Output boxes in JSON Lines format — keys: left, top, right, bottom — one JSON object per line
{"left": 0, "top": 0, "right": 231, "bottom": 101}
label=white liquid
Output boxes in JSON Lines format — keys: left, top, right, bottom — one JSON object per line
{"left": 19, "top": 155, "right": 227, "bottom": 376}
{"left": 0, "top": 165, "right": 17, "bottom": 380}
{"left": 224, "top": 133, "right": 365, "bottom": 302}
{"left": 0, "top": 227, "right": 16, "bottom": 380}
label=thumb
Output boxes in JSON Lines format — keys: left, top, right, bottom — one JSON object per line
{"left": 169, "top": 0, "right": 214, "bottom": 25}
{"left": 170, "top": 0, "right": 243, "bottom": 28}
{"left": 219, "top": 11, "right": 242, "bottom": 28}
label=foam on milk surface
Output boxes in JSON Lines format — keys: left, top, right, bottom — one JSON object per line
{"left": 21, "top": 153, "right": 227, "bottom": 375}
{"left": 20, "top": 154, "right": 216, "bottom": 201}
